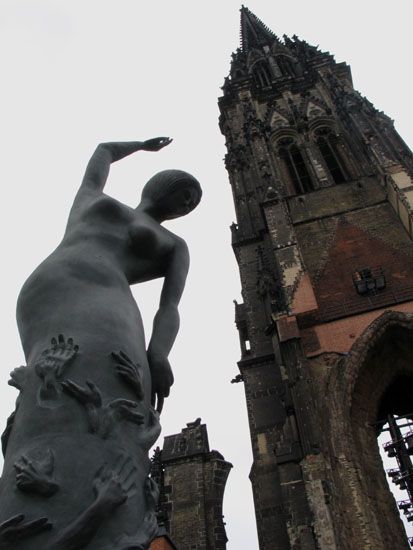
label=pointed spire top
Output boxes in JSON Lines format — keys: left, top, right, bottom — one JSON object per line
{"left": 240, "top": 5, "right": 278, "bottom": 52}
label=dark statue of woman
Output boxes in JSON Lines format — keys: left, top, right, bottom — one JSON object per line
{"left": 0, "top": 138, "right": 201, "bottom": 549}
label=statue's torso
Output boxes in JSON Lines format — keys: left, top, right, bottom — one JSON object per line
{"left": 17, "top": 189, "right": 176, "bottom": 364}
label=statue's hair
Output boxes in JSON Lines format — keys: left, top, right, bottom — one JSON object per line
{"left": 141, "top": 169, "right": 202, "bottom": 211}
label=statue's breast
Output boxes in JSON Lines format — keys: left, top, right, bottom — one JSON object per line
{"left": 128, "top": 221, "right": 171, "bottom": 260}
{"left": 83, "top": 194, "right": 132, "bottom": 225}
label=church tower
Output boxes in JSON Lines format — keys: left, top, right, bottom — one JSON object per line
{"left": 220, "top": 7, "right": 413, "bottom": 549}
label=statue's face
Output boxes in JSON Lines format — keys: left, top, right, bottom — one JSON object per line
{"left": 158, "top": 186, "right": 200, "bottom": 220}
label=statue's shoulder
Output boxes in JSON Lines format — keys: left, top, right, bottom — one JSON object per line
{"left": 164, "top": 231, "right": 188, "bottom": 252}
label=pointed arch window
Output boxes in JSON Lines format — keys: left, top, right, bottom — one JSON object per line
{"left": 278, "top": 138, "right": 313, "bottom": 194}
{"left": 252, "top": 60, "right": 271, "bottom": 88}
{"left": 276, "top": 55, "right": 296, "bottom": 77}
{"left": 315, "top": 127, "right": 347, "bottom": 184}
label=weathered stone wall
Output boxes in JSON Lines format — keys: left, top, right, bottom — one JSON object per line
{"left": 154, "top": 422, "right": 232, "bottom": 550}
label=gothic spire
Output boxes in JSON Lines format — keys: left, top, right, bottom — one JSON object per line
{"left": 240, "top": 5, "right": 279, "bottom": 52}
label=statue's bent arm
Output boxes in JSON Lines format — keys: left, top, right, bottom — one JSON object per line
{"left": 149, "top": 238, "right": 189, "bottom": 358}
{"left": 147, "top": 238, "right": 189, "bottom": 408}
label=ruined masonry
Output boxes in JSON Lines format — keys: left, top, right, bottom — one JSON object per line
{"left": 150, "top": 420, "right": 232, "bottom": 550}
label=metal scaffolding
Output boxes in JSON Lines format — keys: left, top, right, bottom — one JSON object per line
{"left": 382, "top": 414, "right": 413, "bottom": 546}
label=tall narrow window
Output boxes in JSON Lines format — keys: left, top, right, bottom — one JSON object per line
{"left": 277, "top": 55, "right": 295, "bottom": 77}
{"left": 279, "top": 138, "right": 313, "bottom": 194}
{"left": 252, "top": 61, "right": 271, "bottom": 88}
{"left": 315, "top": 127, "right": 347, "bottom": 183}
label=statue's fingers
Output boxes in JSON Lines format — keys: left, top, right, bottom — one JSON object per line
{"left": 111, "top": 351, "right": 123, "bottom": 363}
{"left": 118, "top": 458, "right": 137, "bottom": 488}
{"left": 16, "top": 473, "right": 30, "bottom": 484}
{"left": 113, "top": 351, "right": 133, "bottom": 367}
{"left": 66, "top": 337, "right": 74, "bottom": 351}
{"left": 117, "top": 367, "right": 134, "bottom": 381}
{"left": 61, "top": 381, "right": 71, "bottom": 394}
{"left": 0, "top": 513, "right": 25, "bottom": 530}
{"left": 62, "top": 380, "right": 79, "bottom": 394}
{"left": 110, "top": 398, "right": 137, "bottom": 409}
{"left": 122, "top": 464, "right": 136, "bottom": 485}
{"left": 18, "top": 517, "right": 52, "bottom": 536}
{"left": 116, "top": 455, "right": 129, "bottom": 478}
{"left": 123, "top": 468, "right": 138, "bottom": 495}
{"left": 119, "top": 406, "right": 144, "bottom": 424}
{"left": 58, "top": 334, "right": 65, "bottom": 351}
{"left": 145, "top": 477, "right": 160, "bottom": 506}
{"left": 119, "top": 351, "right": 133, "bottom": 364}
{"left": 63, "top": 380, "right": 88, "bottom": 401}
{"left": 115, "top": 364, "right": 131, "bottom": 376}
{"left": 113, "top": 453, "right": 125, "bottom": 470}
{"left": 86, "top": 379, "right": 100, "bottom": 395}
{"left": 128, "top": 411, "right": 145, "bottom": 424}
{"left": 94, "top": 463, "right": 107, "bottom": 481}
{"left": 148, "top": 407, "right": 160, "bottom": 426}
{"left": 135, "top": 385, "right": 145, "bottom": 401}
{"left": 156, "top": 396, "right": 164, "bottom": 414}
{"left": 125, "top": 479, "right": 137, "bottom": 495}
{"left": 111, "top": 351, "right": 128, "bottom": 366}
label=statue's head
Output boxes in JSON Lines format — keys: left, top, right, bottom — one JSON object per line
{"left": 141, "top": 169, "right": 202, "bottom": 220}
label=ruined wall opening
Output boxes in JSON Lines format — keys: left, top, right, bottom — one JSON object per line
{"left": 349, "top": 320, "right": 413, "bottom": 547}
{"left": 378, "top": 411, "right": 413, "bottom": 546}
{"left": 377, "top": 374, "right": 413, "bottom": 545}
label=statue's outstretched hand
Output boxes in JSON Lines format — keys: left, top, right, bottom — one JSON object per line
{"left": 148, "top": 354, "right": 174, "bottom": 414}
{"left": 0, "top": 514, "right": 51, "bottom": 546}
{"left": 141, "top": 137, "right": 172, "bottom": 152}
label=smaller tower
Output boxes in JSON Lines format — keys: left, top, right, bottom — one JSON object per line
{"left": 152, "top": 420, "right": 232, "bottom": 550}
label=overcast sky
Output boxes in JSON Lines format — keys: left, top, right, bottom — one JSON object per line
{"left": 0, "top": 1, "right": 412, "bottom": 548}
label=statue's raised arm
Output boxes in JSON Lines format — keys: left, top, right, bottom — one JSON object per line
{"left": 79, "top": 137, "right": 172, "bottom": 193}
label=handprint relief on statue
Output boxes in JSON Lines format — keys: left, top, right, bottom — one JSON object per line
{"left": 35, "top": 335, "right": 79, "bottom": 406}
{"left": 105, "top": 476, "right": 160, "bottom": 550}
{"left": 8, "top": 366, "right": 28, "bottom": 392}
{"left": 62, "top": 378, "right": 144, "bottom": 438}
{"left": 138, "top": 407, "right": 161, "bottom": 452}
{"left": 111, "top": 351, "right": 144, "bottom": 400}
{"left": 53, "top": 455, "right": 137, "bottom": 550}
{"left": 14, "top": 448, "right": 58, "bottom": 497}
{"left": 0, "top": 514, "right": 52, "bottom": 549}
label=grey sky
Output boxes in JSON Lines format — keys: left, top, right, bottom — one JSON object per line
{"left": 0, "top": 1, "right": 412, "bottom": 548}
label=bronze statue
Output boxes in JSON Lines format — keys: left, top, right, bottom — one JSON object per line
{"left": 0, "top": 138, "right": 201, "bottom": 549}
